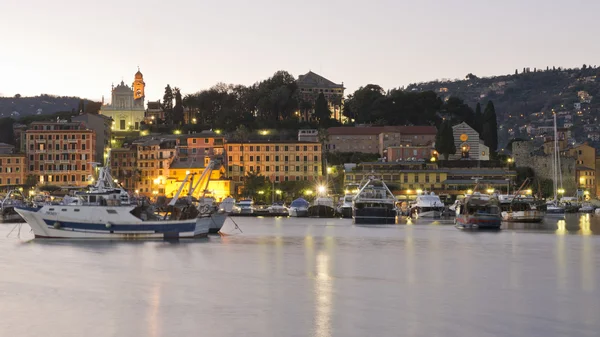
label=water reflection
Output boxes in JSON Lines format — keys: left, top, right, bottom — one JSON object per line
{"left": 147, "top": 283, "right": 161, "bottom": 337}
{"left": 314, "top": 251, "right": 332, "bottom": 337}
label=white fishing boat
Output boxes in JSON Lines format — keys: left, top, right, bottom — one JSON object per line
{"left": 353, "top": 176, "right": 398, "bottom": 224}
{"left": 409, "top": 192, "right": 444, "bottom": 218}
{"left": 578, "top": 203, "right": 595, "bottom": 213}
{"left": 337, "top": 194, "right": 354, "bottom": 218}
{"left": 289, "top": 198, "right": 309, "bottom": 217}
{"left": 499, "top": 195, "right": 545, "bottom": 223}
{"left": 14, "top": 160, "right": 215, "bottom": 239}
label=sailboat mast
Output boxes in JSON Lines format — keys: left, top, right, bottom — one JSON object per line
{"left": 553, "top": 112, "right": 558, "bottom": 202}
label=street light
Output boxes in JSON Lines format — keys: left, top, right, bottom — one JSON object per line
{"left": 317, "top": 185, "right": 326, "bottom": 194}
{"left": 558, "top": 188, "right": 565, "bottom": 195}
{"left": 192, "top": 118, "right": 197, "bottom": 124}
{"left": 326, "top": 167, "right": 332, "bottom": 174}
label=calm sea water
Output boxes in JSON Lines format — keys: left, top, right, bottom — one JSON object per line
{"left": 1, "top": 214, "right": 599, "bottom": 337}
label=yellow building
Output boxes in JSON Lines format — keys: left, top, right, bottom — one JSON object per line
{"left": 100, "top": 69, "right": 146, "bottom": 134}
{"left": 165, "top": 162, "right": 230, "bottom": 201}
{"left": 132, "top": 137, "right": 177, "bottom": 196}
{"left": 109, "top": 147, "right": 138, "bottom": 191}
{"left": 226, "top": 140, "right": 322, "bottom": 183}
{"left": 566, "top": 143, "right": 596, "bottom": 194}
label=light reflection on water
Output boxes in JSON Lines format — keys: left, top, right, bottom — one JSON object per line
{"left": 1, "top": 214, "right": 600, "bottom": 337}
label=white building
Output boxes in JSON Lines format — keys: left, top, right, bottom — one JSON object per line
{"left": 449, "top": 122, "right": 490, "bottom": 161}
{"left": 100, "top": 69, "right": 146, "bottom": 133}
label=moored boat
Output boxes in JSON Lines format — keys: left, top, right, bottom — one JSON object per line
{"left": 289, "top": 198, "right": 310, "bottom": 217}
{"left": 308, "top": 196, "right": 337, "bottom": 218}
{"left": 353, "top": 177, "right": 398, "bottom": 224}
{"left": 337, "top": 194, "right": 354, "bottom": 218}
{"left": 0, "top": 190, "right": 26, "bottom": 222}
{"left": 409, "top": 192, "right": 444, "bottom": 218}
{"left": 454, "top": 193, "right": 502, "bottom": 230}
{"left": 499, "top": 195, "right": 545, "bottom": 223}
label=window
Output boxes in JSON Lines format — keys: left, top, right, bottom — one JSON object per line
{"left": 204, "top": 138, "right": 209, "bottom": 144}
{"left": 403, "top": 174, "right": 408, "bottom": 183}
{"left": 266, "top": 166, "right": 270, "bottom": 172}
{"left": 228, "top": 156, "right": 232, "bottom": 162}
{"left": 249, "top": 156, "right": 254, "bottom": 162}
{"left": 265, "top": 156, "right": 270, "bottom": 162}
{"left": 303, "top": 156, "right": 307, "bottom": 162}
{"left": 275, "top": 146, "right": 279, "bottom": 151}
{"left": 425, "top": 175, "right": 430, "bottom": 183}
{"left": 106, "top": 209, "right": 118, "bottom": 214}
{"left": 313, "top": 155, "right": 318, "bottom": 161}
{"left": 304, "top": 146, "right": 307, "bottom": 151}
{"left": 284, "top": 156, "right": 288, "bottom": 162}
{"left": 285, "top": 166, "right": 288, "bottom": 172}
{"left": 249, "top": 146, "right": 254, "bottom": 151}
{"left": 228, "top": 146, "right": 232, "bottom": 151}
{"left": 314, "top": 146, "right": 318, "bottom": 151}
{"left": 415, "top": 175, "right": 419, "bottom": 183}
{"left": 265, "top": 146, "right": 270, "bottom": 151}
{"left": 192, "top": 139, "right": 197, "bottom": 144}
{"left": 314, "top": 166, "right": 318, "bottom": 172}
{"left": 284, "top": 146, "right": 288, "bottom": 151}
{"left": 82, "top": 164, "right": 86, "bottom": 170}
{"left": 296, "top": 166, "right": 300, "bottom": 172}
{"left": 275, "top": 156, "right": 279, "bottom": 161}
{"left": 275, "top": 166, "right": 280, "bottom": 172}
{"left": 296, "top": 146, "right": 300, "bottom": 151}
{"left": 296, "top": 156, "right": 300, "bottom": 161}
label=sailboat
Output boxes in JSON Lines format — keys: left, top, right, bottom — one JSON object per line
{"left": 546, "top": 112, "right": 566, "bottom": 216}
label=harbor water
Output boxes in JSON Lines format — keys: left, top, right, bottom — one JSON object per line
{"left": 1, "top": 214, "right": 599, "bottom": 337}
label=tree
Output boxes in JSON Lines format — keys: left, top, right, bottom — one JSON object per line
{"left": 162, "top": 85, "right": 174, "bottom": 123}
{"left": 0, "top": 118, "right": 16, "bottom": 146}
{"left": 434, "top": 121, "right": 456, "bottom": 160}
{"left": 14, "top": 93, "right": 21, "bottom": 99}
{"left": 482, "top": 100, "right": 498, "bottom": 156}
{"left": 474, "top": 102, "right": 483, "bottom": 134}
{"left": 241, "top": 172, "right": 270, "bottom": 200}
{"left": 313, "top": 93, "right": 331, "bottom": 123}
{"left": 173, "top": 87, "right": 184, "bottom": 125}
{"left": 24, "top": 175, "right": 38, "bottom": 188}
{"left": 466, "top": 73, "right": 478, "bottom": 80}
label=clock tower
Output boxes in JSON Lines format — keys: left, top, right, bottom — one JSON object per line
{"left": 133, "top": 67, "right": 145, "bottom": 101}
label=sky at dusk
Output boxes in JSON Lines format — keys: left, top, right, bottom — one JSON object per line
{"left": 1, "top": 0, "right": 599, "bottom": 103}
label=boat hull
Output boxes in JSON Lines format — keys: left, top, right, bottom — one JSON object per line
{"left": 455, "top": 214, "right": 502, "bottom": 230}
{"left": 202, "top": 212, "right": 227, "bottom": 234}
{"left": 15, "top": 206, "right": 209, "bottom": 239}
{"left": 501, "top": 211, "right": 545, "bottom": 223}
{"left": 289, "top": 208, "right": 309, "bottom": 217}
{"left": 308, "top": 205, "right": 337, "bottom": 218}
{"left": 353, "top": 208, "right": 397, "bottom": 224}
{"left": 340, "top": 207, "right": 353, "bottom": 218}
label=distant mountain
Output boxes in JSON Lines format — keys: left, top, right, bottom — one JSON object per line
{"left": 406, "top": 66, "right": 600, "bottom": 119}
{"left": 0, "top": 94, "right": 97, "bottom": 118}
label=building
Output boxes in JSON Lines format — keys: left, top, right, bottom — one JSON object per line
{"left": 449, "top": 122, "right": 490, "bottom": 160}
{"left": 145, "top": 101, "right": 164, "bottom": 124}
{"left": 297, "top": 71, "right": 345, "bottom": 122}
{"left": 165, "top": 161, "right": 230, "bottom": 201}
{"left": 298, "top": 129, "right": 319, "bottom": 142}
{"left": 176, "top": 131, "right": 225, "bottom": 160}
{"left": 0, "top": 142, "right": 15, "bottom": 154}
{"left": 0, "top": 153, "right": 26, "bottom": 190}
{"left": 109, "top": 146, "right": 138, "bottom": 191}
{"left": 226, "top": 141, "right": 323, "bottom": 194}
{"left": 132, "top": 136, "right": 177, "bottom": 196}
{"left": 344, "top": 161, "right": 515, "bottom": 200}
{"left": 386, "top": 144, "right": 434, "bottom": 162}
{"left": 100, "top": 69, "right": 146, "bottom": 134}
{"left": 72, "top": 113, "right": 113, "bottom": 166}
{"left": 25, "top": 121, "right": 95, "bottom": 186}
{"left": 326, "top": 126, "right": 436, "bottom": 155}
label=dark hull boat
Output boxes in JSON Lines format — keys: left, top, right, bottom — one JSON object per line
{"left": 308, "top": 205, "right": 337, "bottom": 218}
{"left": 352, "top": 177, "right": 398, "bottom": 225}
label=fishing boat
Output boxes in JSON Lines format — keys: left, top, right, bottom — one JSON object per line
{"left": 289, "top": 198, "right": 310, "bottom": 217}
{"left": 353, "top": 176, "right": 398, "bottom": 224}
{"left": 409, "top": 192, "right": 444, "bottom": 218}
{"left": 0, "top": 190, "right": 26, "bottom": 222}
{"left": 578, "top": 202, "right": 595, "bottom": 213}
{"left": 454, "top": 193, "right": 502, "bottom": 230}
{"left": 499, "top": 195, "right": 545, "bottom": 223}
{"left": 14, "top": 163, "right": 212, "bottom": 239}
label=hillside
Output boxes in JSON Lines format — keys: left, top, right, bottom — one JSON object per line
{"left": 406, "top": 66, "right": 600, "bottom": 119}
{"left": 0, "top": 94, "right": 94, "bottom": 118}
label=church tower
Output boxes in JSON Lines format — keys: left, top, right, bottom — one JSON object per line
{"left": 133, "top": 67, "right": 145, "bottom": 101}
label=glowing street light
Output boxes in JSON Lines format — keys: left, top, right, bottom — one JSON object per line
{"left": 258, "top": 190, "right": 265, "bottom": 195}
{"left": 173, "top": 130, "right": 182, "bottom": 135}
{"left": 192, "top": 118, "right": 197, "bottom": 124}
{"left": 525, "top": 189, "right": 532, "bottom": 195}
{"left": 304, "top": 190, "right": 313, "bottom": 196}
{"left": 558, "top": 188, "right": 565, "bottom": 195}
{"left": 467, "top": 189, "right": 473, "bottom": 194}
{"left": 260, "top": 130, "right": 269, "bottom": 136}
{"left": 317, "top": 185, "right": 326, "bottom": 194}
{"left": 275, "top": 189, "right": 282, "bottom": 195}
{"left": 326, "top": 167, "right": 332, "bottom": 174}
{"left": 507, "top": 158, "right": 513, "bottom": 163}
{"left": 416, "top": 189, "right": 423, "bottom": 195}
{"left": 486, "top": 188, "right": 495, "bottom": 194}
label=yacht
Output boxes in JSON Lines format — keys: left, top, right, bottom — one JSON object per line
{"left": 409, "top": 192, "right": 444, "bottom": 218}
{"left": 454, "top": 193, "right": 502, "bottom": 230}
{"left": 353, "top": 177, "right": 398, "bottom": 224}
{"left": 218, "top": 197, "right": 236, "bottom": 213}
{"left": 232, "top": 199, "right": 254, "bottom": 215}
{"left": 267, "top": 202, "right": 289, "bottom": 215}
{"left": 337, "top": 194, "right": 354, "bottom": 218}
{"left": 308, "top": 196, "right": 337, "bottom": 218}
{"left": 499, "top": 195, "right": 545, "bottom": 223}
{"left": 579, "top": 202, "right": 595, "bottom": 213}
{"left": 289, "top": 198, "right": 310, "bottom": 217}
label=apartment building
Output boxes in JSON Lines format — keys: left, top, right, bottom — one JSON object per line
{"left": 0, "top": 153, "right": 26, "bottom": 189}
{"left": 25, "top": 121, "right": 95, "bottom": 186}
{"left": 177, "top": 131, "right": 225, "bottom": 159}
{"left": 109, "top": 147, "right": 138, "bottom": 191}
{"left": 326, "top": 126, "right": 436, "bottom": 155}
{"left": 132, "top": 137, "right": 177, "bottom": 196}
{"left": 226, "top": 141, "right": 322, "bottom": 192}
{"left": 72, "top": 113, "right": 113, "bottom": 166}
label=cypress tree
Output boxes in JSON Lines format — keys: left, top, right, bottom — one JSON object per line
{"left": 482, "top": 101, "right": 498, "bottom": 156}
{"left": 435, "top": 121, "right": 456, "bottom": 160}
{"left": 474, "top": 102, "right": 483, "bottom": 135}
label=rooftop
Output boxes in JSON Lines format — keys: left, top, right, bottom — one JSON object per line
{"left": 297, "top": 71, "right": 344, "bottom": 89}
{"left": 327, "top": 125, "right": 436, "bottom": 136}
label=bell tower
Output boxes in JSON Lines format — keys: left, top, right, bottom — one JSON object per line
{"left": 133, "top": 67, "right": 145, "bottom": 101}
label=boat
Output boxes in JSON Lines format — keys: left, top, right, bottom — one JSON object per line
{"left": 579, "top": 202, "right": 595, "bottom": 213}
{"left": 14, "top": 161, "right": 211, "bottom": 239}
{"left": 266, "top": 202, "right": 289, "bottom": 216}
{"left": 308, "top": 196, "right": 337, "bottom": 218}
{"left": 289, "top": 198, "right": 310, "bottom": 217}
{"left": 499, "top": 195, "right": 545, "bottom": 223}
{"left": 219, "top": 197, "right": 236, "bottom": 213}
{"left": 337, "top": 194, "right": 354, "bottom": 218}
{"left": 454, "top": 193, "right": 502, "bottom": 230}
{"left": 352, "top": 176, "right": 398, "bottom": 224}
{"left": 409, "top": 192, "right": 444, "bottom": 218}
{"left": 546, "top": 112, "right": 566, "bottom": 216}
{"left": 0, "top": 190, "right": 26, "bottom": 222}
{"left": 232, "top": 199, "right": 254, "bottom": 215}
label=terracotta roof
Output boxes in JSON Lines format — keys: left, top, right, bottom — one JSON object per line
{"left": 327, "top": 126, "right": 436, "bottom": 136}
{"left": 297, "top": 71, "right": 344, "bottom": 89}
